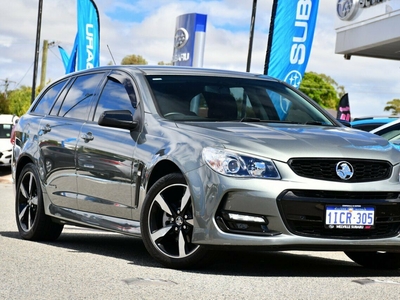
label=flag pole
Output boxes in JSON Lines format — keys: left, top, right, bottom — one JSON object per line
{"left": 263, "top": 0, "right": 278, "bottom": 75}
{"left": 246, "top": 0, "right": 258, "bottom": 72}
{"left": 32, "top": 0, "right": 43, "bottom": 103}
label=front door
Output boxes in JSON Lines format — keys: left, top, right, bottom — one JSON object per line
{"left": 76, "top": 72, "right": 139, "bottom": 220}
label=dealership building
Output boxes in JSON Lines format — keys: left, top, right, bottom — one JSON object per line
{"left": 335, "top": 0, "right": 400, "bottom": 61}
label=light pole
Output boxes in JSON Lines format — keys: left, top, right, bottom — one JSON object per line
{"left": 39, "top": 40, "right": 55, "bottom": 91}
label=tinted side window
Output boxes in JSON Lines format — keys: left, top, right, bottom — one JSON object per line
{"left": 93, "top": 78, "right": 136, "bottom": 122}
{"left": 58, "top": 73, "right": 104, "bottom": 120}
{"left": 32, "top": 80, "right": 67, "bottom": 115}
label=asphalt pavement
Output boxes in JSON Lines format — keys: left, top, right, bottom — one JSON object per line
{"left": 1, "top": 167, "right": 400, "bottom": 300}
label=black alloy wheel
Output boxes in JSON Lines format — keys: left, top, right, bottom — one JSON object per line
{"left": 15, "top": 163, "right": 63, "bottom": 241}
{"left": 141, "top": 173, "right": 209, "bottom": 269}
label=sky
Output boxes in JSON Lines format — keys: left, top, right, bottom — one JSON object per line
{"left": 1, "top": 0, "right": 399, "bottom": 118}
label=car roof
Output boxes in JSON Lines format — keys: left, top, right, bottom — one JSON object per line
{"left": 370, "top": 118, "right": 400, "bottom": 134}
{"left": 350, "top": 117, "right": 397, "bottom": 132}
{"left": 59, "top": 65, "right": 280, "bottom": 81}
{"left": 0, "top": 114, "right": 19, "bottom": 124}
{"left": 129, "top": 65, "right": 277, "bottom": 78}
{"left": 351, "top": 117, "right": 397, "bottom": 125}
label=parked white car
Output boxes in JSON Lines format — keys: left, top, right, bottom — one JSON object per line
{"left": 371, "top": 118, "right": 400, "bottom": 144}
{"left": 0, "top": 114, "right": 19, "bottom": 167}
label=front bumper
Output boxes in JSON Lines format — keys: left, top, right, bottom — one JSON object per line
{"left": 188, "top": 163, "right": 400, "bottom": 250}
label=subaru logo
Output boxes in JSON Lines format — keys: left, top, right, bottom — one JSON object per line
{"left": 284, "top": 71, "right": 302, "bottom": 88}
{"left": 174, "top": 28, "right": 189, "bottom": 49}
{"left": 336, "top": 161, "right": 354, "bottom": 180}
{"left": 337, "top": 0, "right": 359, "bottom": 21}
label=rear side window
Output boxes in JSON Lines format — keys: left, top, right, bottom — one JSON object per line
{"left": 58, "top": 73, "right": 104, "bottom": 120}
{"left": 31, "top": 80, "right": 67, "bottom": 115}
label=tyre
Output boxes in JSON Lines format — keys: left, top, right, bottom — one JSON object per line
{"left": 344, "top": 251, "right": 400, "bottom": 270}
{"left": 15, "top": 163, "right": 63, "bottom": 241}
{"left": 141, "top": 173, "right": 209, "bottom": 269}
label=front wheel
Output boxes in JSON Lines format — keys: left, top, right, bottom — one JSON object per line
{"left": 141, "top": 173, "right": 209, "bottom": 269}
{"left": 15, "top": 163, "right": 63, "bottom": 241}
{"left": 344, "top": 251, "right": 400, "bottom": 270}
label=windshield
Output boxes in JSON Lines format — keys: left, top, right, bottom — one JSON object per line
{"left": 0, "top": 124, "right": 12, "bottom": 139}
{"left": 146, "top": 75, "right": 334, "bottom": 125}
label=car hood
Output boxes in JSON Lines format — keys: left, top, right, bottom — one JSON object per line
{"left": 176, "top": 122, "right": 400, "bottom": 163}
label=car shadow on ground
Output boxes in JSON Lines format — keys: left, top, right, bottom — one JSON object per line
{"left": 0, "top": 166, "right": 11, "bottom": 183}
{"left": 0, "top": 167, "right": 11, "bottom": 175}
{"left": 2, "top": 228, "right": 400, "bottom": 277}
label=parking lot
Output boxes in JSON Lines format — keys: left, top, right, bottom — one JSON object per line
{"left": 1, "top": 166, "right": 399, "bottom": 299}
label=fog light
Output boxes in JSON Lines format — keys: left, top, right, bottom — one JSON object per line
{"left": 228, "top": 213, "right": 266, "bottom": 223}
{"left": 236, "top": 223, "right": 249, "bottom": 230}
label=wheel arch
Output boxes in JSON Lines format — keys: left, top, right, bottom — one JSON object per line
{"left": 146, "top": 159, "right": 182, "bottom": 193}
{"left": 15, "top": 155, "right": 35, "bottom": 185}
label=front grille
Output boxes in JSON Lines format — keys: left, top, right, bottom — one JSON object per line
{"left": 288, "top": 158, "right": 392, "bottom": 182}
{"left": 278, "top": 190, "right": 400, "bottom": 239}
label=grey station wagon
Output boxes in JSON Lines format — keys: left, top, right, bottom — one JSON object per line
{"left": 12, "top": 66, "right": 400, "bottom": 269}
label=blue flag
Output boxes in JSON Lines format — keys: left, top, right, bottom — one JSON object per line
{"left": 58, "top": 46, "right": 70, "bottom": 70}
{"left": 264, "top": 0, "right": 319, "bottom": 88}
{"left": 77, "top": 0, "right": 100, "bottom": 70}
{"left": 58, "top": 0, "right": 100, "bottom": 73}
{"left": 58, "top": 34, "right": 78, "bottom": 74}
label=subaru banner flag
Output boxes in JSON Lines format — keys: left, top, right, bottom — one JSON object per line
{"left": 77, "top": 0, "right": 100, "bottom": 70}
{"left": 172, "top": 13, "right": 207, "bottom": 67}
{"left": 264, "top": 0, "right": 319, "bottom": 88}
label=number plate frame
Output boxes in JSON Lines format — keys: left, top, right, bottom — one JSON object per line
{"left": 325, "top": 205, "right": 375, "bottom": 229}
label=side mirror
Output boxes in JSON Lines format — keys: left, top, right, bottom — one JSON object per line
{"left": 98, "top": 110, "right": 138, "bottom": 130}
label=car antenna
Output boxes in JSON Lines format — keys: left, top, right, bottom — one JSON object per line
{"left": 107, "top": 45, "right": 116, "bottom": 65}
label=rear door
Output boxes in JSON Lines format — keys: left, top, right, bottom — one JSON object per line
{"left": 76, "top": 71, "right": 140, "bottom": 220}
{"left": 38, "top": 72, "right": 106, "bottom": 210}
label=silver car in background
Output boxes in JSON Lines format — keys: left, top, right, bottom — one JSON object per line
{"left": 12, "top": 66, "right": 400, "bottom": 269}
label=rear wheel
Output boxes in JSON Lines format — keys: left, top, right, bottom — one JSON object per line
{"left": 141, "top": 173, "right": 209, "bottom": 269}
{"left": 344, "top": 251, "right": 400, "bottom": 270}
{"left": 15, "top": 163, "right": 63, "bottom": 241}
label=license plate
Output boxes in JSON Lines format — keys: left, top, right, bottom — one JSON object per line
{"left": 325, "top": 205, "right": 375, "bottom": 229}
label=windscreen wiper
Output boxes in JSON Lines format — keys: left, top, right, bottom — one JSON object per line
{"left": 239, "top": 117, "right": 262, "bottom": 122}
{"left": 304, "top": 121, "right": 331, "bottom": 126}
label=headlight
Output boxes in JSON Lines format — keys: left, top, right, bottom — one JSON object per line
{"left": 202, "top": 147, "right": 281, "bottom": 179}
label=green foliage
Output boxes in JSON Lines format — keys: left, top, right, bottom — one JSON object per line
{"left": 384, "top": 99, "right": 400, "bottom": 116}
{"left": 299, "top": 72, "right": 342, "bottom": 109}
{"left": 0, "top": 92, "right": 11, "bottom": 114}
{"left": 7, "top": 86, "right": 34, "bottom": 116}
{"left": 121, "top": 54, "right": 148, "bottom": 65}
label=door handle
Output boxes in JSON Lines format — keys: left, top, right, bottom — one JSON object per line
{"left": 40, "top": 124, "right": 51, "bottom": 133}
{"left": 81, "top": 132, "right": 94, "bottom": 142}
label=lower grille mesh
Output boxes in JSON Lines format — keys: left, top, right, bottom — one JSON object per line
{"left": 278, "top": 190, "right": 400, "bottom": 239}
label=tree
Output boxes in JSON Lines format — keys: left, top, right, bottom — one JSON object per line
{"left": 384, "top": 99, "right": 400, "bottom": 116}
{"left": 0, "top": 92, "right": 11, "bottom": 114}
{"left": 121, "top": 54, "right": 148, "bottom": 65}
{"left": 299, "top": 72, "right": 342, "bottom": 109}
{"left": 7, "top": 86, "right": 33, "bottom": 116}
